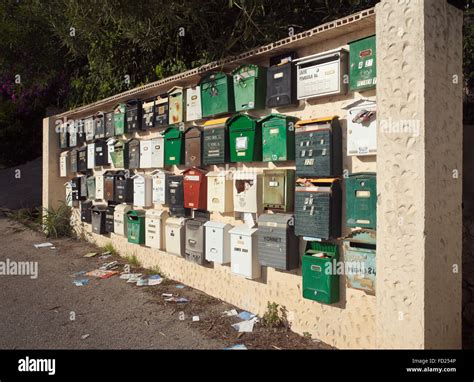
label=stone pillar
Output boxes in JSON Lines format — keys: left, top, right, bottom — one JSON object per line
{"left": 375, "top": 0, "right": 463, "bottom": 348}
{"left": 42, "top": 117, "right": 64, "bottom": 211}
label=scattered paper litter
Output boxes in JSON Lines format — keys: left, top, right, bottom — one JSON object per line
{"left": 164, "top": 297, "right": 188, "bottom": 303}
{"left": 175, "top": 285, "right": 185, "bottom": 289}
{"left": 83, "top": 252, "right": 98, "bottom": 258}
{"left": 99, "top": 261, "right": 119, "bottom": 270}
{"left": 192, "top": 316, "right": 200, "bottom": 322}
{"left": 34, "top": 242, "right": 53, "bottom": 248}
{"left": 222, "top": 309, "right": 238, "bottom": 317}
{"left": 119, "top": 272, "right": 142, "bottom": 280}
{"left": 224, "top": 344, "right": 248, "bottom": 350}
{"left": 162, "top": 293, "right": 173, "bottom": 297}
{"left": 71, "top": 271, "right": 86, "bottom": 277}
{"left": 81, "top": 334, "right": 90, "bottom": 340}
{"left": 86, "top": 269, "right": 118, "bottom": 279}
{"left": 50, "top": 247, "right": 57, "bottom": 250}
{"left": 73, "top": 278, "right": 89, "bottom": 286}
{"left": 231, "top": 317, "right": 258, "bottom": 333}
{"left": 238, "top": 311, "right": 256, "bottom": 321}
{"left": 136, "top": 275, "right": 162, "bottom": 286}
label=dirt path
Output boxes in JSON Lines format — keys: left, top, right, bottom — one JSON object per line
{"left": 0, "top": 216, "right": 332, "bottom": 350}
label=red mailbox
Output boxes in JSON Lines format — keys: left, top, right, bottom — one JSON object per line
{"left": 183, "top": 167, "right": 208, "bottom": 210}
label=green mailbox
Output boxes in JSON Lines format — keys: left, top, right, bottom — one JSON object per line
{"left": 86, "top": 176, "right": 96, "bottom": 200}
{"left": 113, "top": 103, "right": 127, "bottom": 135}
{"left": 163, "top": 126, "right": 184, "bottom": 166}
{"left": 349, "top": 35, "right": 376, "bottom": 91}
{"left": 110, "top": 139, "right": 129, "bottom": 169}
{"left": 346, "top": 172, "right": 376, "bottom": 229}
{"left": 127, "top": 210, "right": 146, "bottom": 244}
{"left": 200, "top": 72, "right": 234, "bottom": 118}
{"left": 232, "top": 64, "right": 266, "bottom": 111}
{"left": 302, "top": 241, "right": 339, "bottom": 304}
{"left": 228, "top": 114, "right": 262, "bottom": 163}
{"left": 261, "top": 113, "right": 298, "bottom": 162}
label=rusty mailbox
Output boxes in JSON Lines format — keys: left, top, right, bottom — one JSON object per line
{"left": 184, "top": 126, "right": 203, "bottom": 168}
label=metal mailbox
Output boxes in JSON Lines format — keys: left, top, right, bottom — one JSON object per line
{"left": 154, "top": 94, "right": 169, "bottom": 128}
{"left": 85, "top": 117, "right": 95, "bottom": 142}
{"left": 95, "top": 175, "right": 105, "bottom": 200}
{"left": 185, "top": 217, "right": 208, "bottom": 265}
{"left": 65, "top": 181, "right": 73, "bottom": 207}
{"left": 106, "top": 138, "right": 116, "bottom": 166}
{"left": 86, "top": 176, "right": 96, "bottom": 200}
{"left": 302, "top": 241, "right": 339, "bottom": 304}
{"left": 200, "top": 72, "right": 234, "bottom": 117}
{"left": 232, "top": 64, "right": 266, "bottom": 111}
{"left": 140, "top": 137, "right": 163, "bottom": 169}
{"left": 78, "top": 175, "right": 88, "bottom": 200}
{"left": 145, "top": 209, "right": 168, "bottom": 250}
{"left": 257, "top": 213, "right": 299, "bottom": 271}
{"left": 87, "top": 142, "right": 95, "bottom": 169}
{"left": 141, "top": 98, "right": 155, "bottom": 130}
{"left": 262, "top": 169, "right": 295, "bottom": 212}
{"left": 347, "top": 101, "right": 377, "bottom": 156}
{"left": 70, "top": 148, "right": 78, "bottom": 173}
{"left": 266, "top": 52, "right": 297, "bottom": 108}
{"left": 228, "top": 114, "right": 262, "bottom": 163}
{"left": 294, "top": 48, "right": 348, "bottom": 100}
{"left": 71, "top": 176, "right": 84, "bottom": 201}
{"left": 104, "top": 171, "right": 121, "bottom": 202}
{"left": 349, "top": 35, "right": 376, "bottom": 92}
{"left": 91, "top": 205, "right": 107, "bottom": 234}
{"left": 184, "top": 126, "right": 202, "bottom": 168}
{"left": 183, "top": 167, "right": 207, "bottom": 210}
{"left": 261, "top": 113, "right": 298, "bottom": 162}
{"left": 151, "top": 170, "right": 171, "bottom": 205}
{"left": 110, "top": 139, "right": 129, "bottom": 169}
{"left": 127, "top": 210, "right": 146, "bottom": 244}
{"left": 115, "top": 173, "right": 133, "bottom": 203}
{"left": 163, "top": 126, "right": 184, "bottom": 166}
{"left": 204, "top": 221, "right": 232, "bottom": 264}
{"left": 229, "top": 225, "right": 260, "bottom": 280}
{"left": 127, "top": 138, "right": 140, "bottom": 169}
{"left": 346, "top": 172, "right": 377, "bottom": 229}
{"left": 165, "top": 217, "right": 187, "bottom": 256}
{"left": 343, "top": 231, "right": 376, "bottom": 295}
{"left": 185, "top": 86, "right": 202, "bottom": 122}
{"left": 113, "top": 103, "right": 126, "bottom": 135}
{"left": 94, "top": 112, "right": 105, "bottom": 138}
{"left": 131, "top": 174, "right": 153, "bottom": 208}
{"left": 114, "top": 203, "right": 132, "bottom": 236}
{"left": 206, "top": 171, "right": 233, "bottom": 213}
{"left": 67, "top": 121, "right": 77, "bottom": 148}
{"left": 105, "top": 204, "right": 115, "bottom": 233}
{"left": 126, "top": 99, "right": 142, "bottom": 132}
{"left": 168, "top": 87, "right": 184, "bottom": 125}
{"left": 167, "top": 175, "right": 189, "bottom": 217}
{"left": 233, "top": 171, "right": 262, "bottom": 214}
{"left": 80, "top": 200, "right": 92, "bottom": 223}
{"left": 294, "top": 178, "right": 341, "bottom": 240}
{"left": 58, "top": 121, "right": 69, "bottom": 149}
{"left": 202, "top": 117, "right": 229, "bottom": 165}
{"left": 295, "top": 117, "right": 342, "bottom": 177}
{"left": 77, "top": 146, "right": 88, "bottom": 172}
{"left": 59, "top": 151, "right": 70, "bottom": 178}
{"left": 105, "top": 111, "right": 115, "bottom": 139}
{"left": 76, "top": 119, "right": 86, "bottom": 147}
{"left": 94, "top": 139, "right": 108, "bottom": 167}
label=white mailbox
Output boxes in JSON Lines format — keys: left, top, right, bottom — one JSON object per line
{"left": 229, "top": 225, "right": 260, "bottom": 279}
{"left": 106, "top": 138, "right": 116, "bottom": 165}
{"left": 185, "top": 85, "right": 202, "bottom": 122}
{"left": 65, "top": 181, "right": 73, "bottom": 207}
{"left": 85, "top": 117, "right": 94, "bottom": 141}
{"left": 132, "top": 174, "right": 153, "bottom": 208}
{"left": 347, "top": 101, "right": 377, "bottom": 156}
{"left": 59, "top": 151, "right": 70, "bottom": 178}
{"left": 294, "top": 48, "right": 348, "bottom": 100}
{"left": 87, "top": 142, "right": 95, "bottom": 169}
{"left": 233, "top": 171, "right": 263, "bottom": 213}
{"left": 151, "top": 170, "right": 171, "bottom": 205}
{"left": 165, "top": 217, "right": 188, "bottom": 256}
{"left": 95, "top": 175, "right": 105, "bottom": 200}
{"left": 114, "top": 203, "right": 132, "bottom": 236}
{"left": 206, "top": 171, "right": 233, "bottom": 213}
{"left": 204, "top": 221, "right": 232, "bottom": 264}
{"left": 140, "top": 137, "right": 164, "bottom": 169}
{"left": 145, "top": 209, "right": 168, "bottom": 250}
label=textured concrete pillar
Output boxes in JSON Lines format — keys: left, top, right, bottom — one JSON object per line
{"left": 42, "top": 117, "right": 63, "bottom": 211}
{"left": 376, "top": 0, "right": 463, "bottom": 348}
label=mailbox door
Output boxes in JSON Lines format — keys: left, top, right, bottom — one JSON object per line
{"left": 77, "top": 147, "right": 87, "bottom": 172}
{"left": 152, "top": 174, "right": 168, "bottom": 205}
{"left": 86, "top": 177, "right": 96, "bottom": 200}
{"left": 80, "top": 201, "right": 92, "bottom": 223}
{"left": 70, "top": 150, "right": 78, "bottom": 173}
{"left": 347, "top": 103, "right": 377, "bottom": 156}
{"left": 78, "top": 176, "right": 88, "bottom": 199}
{"left": 105, "top": 206, "right": 115, "bottom": 233}
{"left": 126, "top": 100, "right": 142, "bottom": 132}
{"left": 127, "top": 213, "right": 145, "bottom": 244}
{"left": 133, "top": 179, "right": 145, "bottom": 207}
{"left": 349, "top": 35, "right": 376, "bottom": 91}
{"left": 140, "top": 140, "right": 153, "bottom": 169}
{"left": 203, "top": 126, "right": 227, "bottom": 165}
{"left": 262, "top": 116, "right": 296, "bottom": 162}
{"left": 59, "top": 153, "right": 69, "bottom": 177}
{"left": 91, "top": 209, "right": 107, "bottom": 234}
{"left": 345, "top": 173, "right": 376, "bottom": 229}
{"left": 230, "top": 231, "right": 260, "bottom": 279}
{"left": 185, "top": 221, "right": 205, "bottom": 253}
{"left": 87, "top": 143, "right": 95, "bottom": 169}
{"left": 168, "top": 90, "right": 184, "bottom": 125}
{"left": 205, "top": 223, "right": 231, "bottom": 264}
{"left": 233, "top": 64, "right": 266, "bottom": 111}
{"left": 185, "top": 129, "right": 202, "bottom": 168}
{"left": 142, "top": 99, "right": 155, "bottom": 130}
{"left": 105, "top": 112, "right": 115, "bottom": 138}
{"left": 85, "top": 118, "right": 94, "bottom": 141}
{"left": 184, "top": 170, "right": 207, "bottom": 210}
{"left": 150, "top": 137, "right": 164, "bottom": 168}
{"left": 116, "top": 178, "right": 133, "bottom": 203}
{"left": 114, "top": 205, "right": 131, "bottom": 236}
{"left": 233, "top": 175, "right": 260, "bottom": 213}
{"left": 164, "top": 128, "right": 183, "bottom": 165}
{"left": 185, "top": 86, "right": 202, "bottom": 122}
{"left": 145, "top": 215, "right": 164, "bottom": 249}
{"left": 94, "top": 114, "right": 105, "bottom": 138}
{"left": 95, "top": 175, "right": 104, "bottom": 200}
{"left": 167, "top": 176, "right": 184, "bottom": 208}
{"left": 154, "top": 96, "right": 169, "bottom": 128}
{"left": 200, "top": 73, "right": 234, "bottom": 117}
{"left": 104, "top": 176, "right": 115, "bottom": 202}
{"left": 111, "top": 141, "right": 129, "bottom": 169}
{"left": 165, "top": 223, "right": 184, "bottom": 256}
{"left": 266, "top": 61, "right": 296, "bottom": 108}
{"left": 128, "top": 139, "right": 140, "bottom": 169}
{"left": 114, "top": 104, "right": 126, "bottom": 135}
{"left": 68, "top": 124, "right": 77, "bottom": 148}
{"left": 207, "top": 175, "right": 233, "bottom": 213}
{"left": 263, "top": 170, "right": 294, "bottom": 212}
{"left": 228, "top": 115, "right": 261, "bottom": 163}
{"left": 94, "top": 140, "right": 107, "bottom": 166}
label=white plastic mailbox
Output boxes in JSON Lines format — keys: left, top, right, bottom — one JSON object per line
{"left": 233, "top": 171, "right": 263, "bottom": 213}
{"left": 87, "top": 142, "right": 95, "bottom": 169}
{"left": 59, "top": 151, "right": 70, "bottom": 178}
{"left": 106, "top": 138, "right": 116, "bottom": 165}
{"left": 145, "top": 209, "right": 168, "bottom": 250}
{"left": 113, "top": 203, "right": 132, "bottom": 236}
{"left": 229, "top": 225, "right": 261, "bottom": 279}
{"left": 140, "top": 137, "right": 164, "bottom": 168}
{"left": 165, "top": 217, "right": 187, "bottom": 256}
{"left": 185, "top": 85, "right": 202, "bottom": 122}
{"left": 204, "top": 221, "right": 232, "bottom": 264}
{"left": 151, "top": 170, "right": 171, "bottom": 205}
{"left": 95, "top": 175, "right": 105, "bottom": 200}
{"left": 347, "top": 101, "right": 377, "bottom": 156}
{"left": 132, "top": 174, "right": 153, "bottom": 208}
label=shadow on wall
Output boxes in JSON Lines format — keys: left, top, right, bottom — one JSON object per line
{"left": 0, "top": 156, "right": 42, "bottom": 210}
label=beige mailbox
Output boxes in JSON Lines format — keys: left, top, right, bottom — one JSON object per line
{"left": 140, "top": 137, "right": 164, "bottom": 168}
{"left": 114, "top": 203, "right": 132, "bottom": 236}
{"left": 229, "top": 225, "right": 261, "bottom": 280}
{"left": 132, "top": 174, "right": 153, "bottom": 208}
{"left": 59, "top": 151, "right": 70, "bottom": 178}
{"left": 206, "top": 171, "right": 234, "bottom": 213}
{"left": 204, "top": 221, "right": 232, "bottom": 264}
{"left": 145, "top": 209, "right": 168, "bottom": 250}
{"left": 165, "top": 217, "right": 188, "bottom": 256}
{"left": 233, "top": 171, "right": 263, "bottom": 213}
{"left": 95, "top": 175, "right": 105, "bottom": 200}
